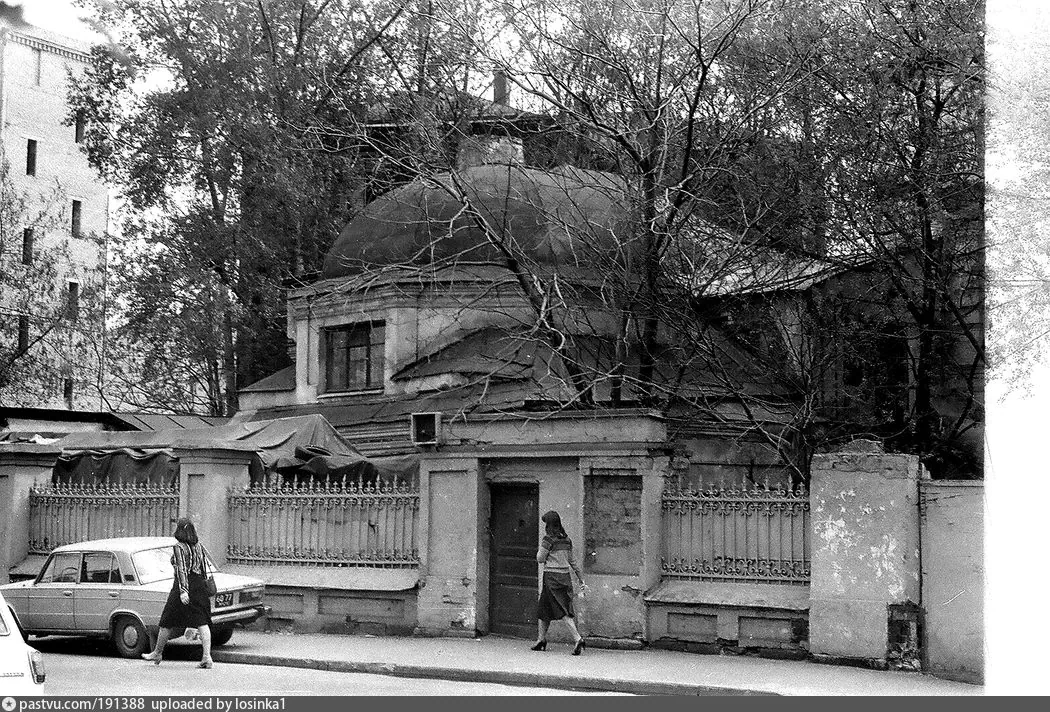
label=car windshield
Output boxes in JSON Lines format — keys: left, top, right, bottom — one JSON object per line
{"left": 132, "top": 546, "right": 218, "bottom": 584}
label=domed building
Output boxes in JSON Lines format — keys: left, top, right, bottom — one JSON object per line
{"left": 233, "top": 129, "right": 979, "bottom": 659}
{"left": 322, "top": 161, "right": 629, "bottom": 280}
{"left": 233, "top": 138, "right": 803, "bottom": 644}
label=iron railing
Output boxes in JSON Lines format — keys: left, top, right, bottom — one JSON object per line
{"left": 661, "top": 476, "right": 810, "bottom": 585}
{"left": 28, "top": 481, "right": 180, "bottom": 554}
{"left": 227, "top": 477, "right": 420, "bottom": 567}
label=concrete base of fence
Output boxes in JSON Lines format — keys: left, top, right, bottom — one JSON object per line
{"left": 645, "top": 581, "right": 809, "bottom": 652}
{"left": 256, "top": 583, "right": 418, "bottom": 636}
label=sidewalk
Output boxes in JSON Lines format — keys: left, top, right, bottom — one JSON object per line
{"left": 210, "top": 631, "right": 981, "bottom": 696}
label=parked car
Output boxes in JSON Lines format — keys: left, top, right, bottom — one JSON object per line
{"left": 0, "top": 591, "right": 47, "bottom": 694}
{"left": 0, "top": 537, "right": 268, "bottom": 658}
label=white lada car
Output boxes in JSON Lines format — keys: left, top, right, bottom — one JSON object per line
{"left": 0, "top": 537, "right": 268, "bottom": 658}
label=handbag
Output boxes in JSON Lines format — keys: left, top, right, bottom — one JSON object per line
{"left": 200, "top": 544, "right": 218, "bottom": 597}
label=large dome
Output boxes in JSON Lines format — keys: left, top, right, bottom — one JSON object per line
{"left": 322, "top": 164, "right": 628, "bottom": 279}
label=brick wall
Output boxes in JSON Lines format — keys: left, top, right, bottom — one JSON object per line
{"left": 583, "top": 472, "right": 642, "bottom": 575}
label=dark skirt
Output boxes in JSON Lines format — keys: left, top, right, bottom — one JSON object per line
{"left": 536, "top": 571, "right": 575, "bottom": 622}
{"left": 159, "top": 571, "right": 212, "bottom": 629}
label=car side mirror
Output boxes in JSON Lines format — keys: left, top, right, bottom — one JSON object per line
{"left": 124, "top": 574, "right": 135, "bottom": 582}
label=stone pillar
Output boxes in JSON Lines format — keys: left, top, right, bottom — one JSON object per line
{"left": 414, "top": 456, "right": 482, "bottom": 637}
{"left": 0, "top": 446, "right": 60, "bottom": 584}
{"left": 176, "top": 446, "right": 253, "bottom": 567}
{"left": 809, "top": 441, "right": 923, "bottom": 666}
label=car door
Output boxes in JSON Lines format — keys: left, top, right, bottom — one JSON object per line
{"left": 26, "top": 552, "right": 80, "bottom": 631}
{"left": 75, "top": 552, "right": 122, "bottom": 633}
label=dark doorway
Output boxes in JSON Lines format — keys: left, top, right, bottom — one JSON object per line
{"left": 488, "top": 483, "right": 539, "bottom": 637}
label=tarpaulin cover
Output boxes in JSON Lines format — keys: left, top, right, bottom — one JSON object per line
{"left": 54, "top": 449, "right": 179, "bottom": 487}
{"left": 53, "top": 414, "right": 417, "bottom": 485}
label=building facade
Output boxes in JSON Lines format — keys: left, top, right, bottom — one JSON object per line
{"left": 0, "top": 21, "right": 109, "bottom": 410}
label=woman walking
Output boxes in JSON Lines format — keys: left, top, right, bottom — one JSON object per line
{"left": 142, "top": 518, "right": 215, "bottom": 668}
{"left": 532, "top": 510, "right": 586, "bottom": 655}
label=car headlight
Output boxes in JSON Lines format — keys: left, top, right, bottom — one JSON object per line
{"left": 29, "top": 649, "right": 45, "bottom": 684}
{"left": 240, "top": 588, "right": 263, "bottom": 603}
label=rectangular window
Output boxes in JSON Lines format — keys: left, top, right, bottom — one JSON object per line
{"left": 71, "top": 200, "right": 82, "bottom": 236}
{"left": 38, "top": 552, "right": 81, "bottom": 584}
{"left": 22, "top": 228, "right": 34, "bottom": 265}
{"left": 26, "top": 139, "right": 37, "bottom": 176}
{"left": 17, "top": 316, "right": 30, "bottom": 353}
{"left": 63, "top": 377, "right": 74, "bottom": 407}
{"left": 82, "top": 553, "right": 121, "bottom": 584}
{"left": 75, "top": 110, "right": 87, "bottom": 143}
{"left": 66, "top": 282, "right": 79, "bottom": 321}
{"left": 325, "top": 321, "right": 385, "bottom": 392}
{"left": 33, "top": 48, "right": 42, "bottom": 85}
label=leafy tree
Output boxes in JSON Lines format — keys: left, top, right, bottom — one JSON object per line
{"left": 70, "top": 0, "right": 420, "bottom": 414}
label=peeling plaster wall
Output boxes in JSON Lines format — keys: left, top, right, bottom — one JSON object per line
{"left": 809, "top": 448, "right": 923, "bottom": 662}
{"left": 921, "top": 481, "right": 983, "bottom": 683}
{"left": 415, "top": 458, "right": 483, "bottom": 636}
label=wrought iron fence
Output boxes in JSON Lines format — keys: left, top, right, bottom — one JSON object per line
{"left": 227, "top": 477, "right": 420, "bottom": 567}
{"left": 661, "top": 476, "right": 810, "bottom": 585}
{"left": 29, "top": 481, "right": 180, "bottom": 554}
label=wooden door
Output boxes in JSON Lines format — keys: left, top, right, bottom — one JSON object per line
{"left": 488, "top": 484, "right": 539, "bottom": 637}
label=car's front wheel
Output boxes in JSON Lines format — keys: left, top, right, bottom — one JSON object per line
{"left": 112, "top": 616, "right": 150, "bottom": 658}
{"left": 211, "top": 626, "right": 234, "bottom": 647}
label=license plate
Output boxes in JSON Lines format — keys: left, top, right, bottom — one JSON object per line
{"left": 214, "top": 592, "right": 233, "bottom": 608}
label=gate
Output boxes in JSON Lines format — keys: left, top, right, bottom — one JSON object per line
{"left": 661, "top": 476, "right": 810, "bottom": 585}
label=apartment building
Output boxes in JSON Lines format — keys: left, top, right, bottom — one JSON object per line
{"left": 0, "top": 20, "right": 109, "bottom": 410}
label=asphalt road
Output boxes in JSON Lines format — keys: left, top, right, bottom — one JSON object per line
{"left": 25, "top": 637, "right": 626, "bottom": 696}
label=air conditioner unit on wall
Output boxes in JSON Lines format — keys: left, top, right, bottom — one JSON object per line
{"left": 410, "top": 412, "right": 442, "bottom": 446}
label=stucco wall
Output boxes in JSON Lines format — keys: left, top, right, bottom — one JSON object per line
{"left": 809, "top": 446, "right": 923, "bottom": 663}
{"left": 415, "top": 458, "right": 483, "bottom": 636}
{"left": 921, "top": 481, "right": 984, "bottom": 683}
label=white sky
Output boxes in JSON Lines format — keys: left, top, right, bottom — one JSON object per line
{"left": 15, "top": 0, "right": 1050, "bottom": 695}
{"left": 21, "top": 0, "right": 101, "bottom": 42}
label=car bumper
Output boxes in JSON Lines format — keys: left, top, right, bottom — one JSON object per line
{"left": 212, "top": 605, "right": 270, "bottom": 628}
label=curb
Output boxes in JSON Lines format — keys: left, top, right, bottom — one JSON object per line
{"left": 211, "top": 651, "right": 779, "bottom": 696}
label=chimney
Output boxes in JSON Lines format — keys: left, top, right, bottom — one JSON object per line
{"left": 493, "top": 70, "right": 508, "bottom": 106}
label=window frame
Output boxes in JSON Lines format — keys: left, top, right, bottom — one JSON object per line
{"left": 66, "top": 281, "right": 80, "bottom": 321}
{"left": 36, "top": 552, "right": 82, "bottom": 585}
{"left": 63, "top": 377, "right": 74, "bottom": 406}
{"left": 323, "top": 320, "right": 385, "bottom": 394}
{"left": 22, "top": 227, "right": 33, "bottom": 265}
{"left": 81, "top": 552, "right": 121, "bottom": 584}
{"left": 26, "top": 138, "right": 37, "bottom": 176}
{"left": 71, "top": 199, "right": 82, "bottom": 237}
{"left": 75, "top": 110, "right": 87, "bottom": 143}
{"left": 17, "top": 315, "right": 29, "bottom": 354}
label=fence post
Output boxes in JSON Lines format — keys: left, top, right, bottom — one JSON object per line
{"left": 809, "top": 440, "right": 923, "bottom": 667}
{"left": 0, "top": 445, "right": 60, "bottom": 584}
{"left": 176, "top": 446, "right": 253, "bottom": 568}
